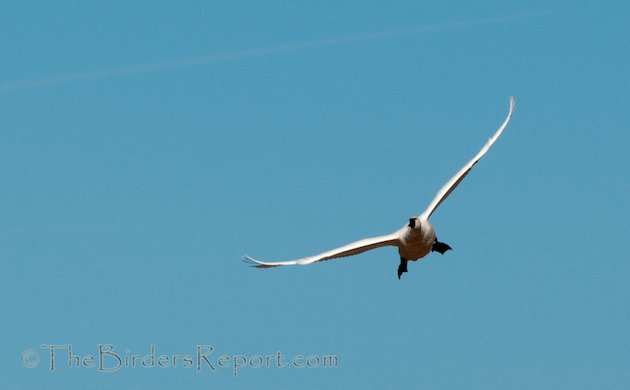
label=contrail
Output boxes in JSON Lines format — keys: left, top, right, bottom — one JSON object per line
{"left": 0, "top": 12, "right": 549, "bottom": 93}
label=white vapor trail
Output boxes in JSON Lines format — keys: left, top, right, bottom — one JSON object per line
{"left": 0, "top": 12, "right": 548, "bottom": 92}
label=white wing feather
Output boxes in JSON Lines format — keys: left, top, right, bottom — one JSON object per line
{"left": 243, "top": 232, "right": 400, "bottom": 268}
{"left": 419, "top": 97, "right": 515, "bottom": 220}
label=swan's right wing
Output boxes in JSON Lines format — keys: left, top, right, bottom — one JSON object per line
{"left": 243, "top": 232, "right": 400, "bottom": 268}
{"left": 419, "top": 97, "right": 515, "bottom": 220}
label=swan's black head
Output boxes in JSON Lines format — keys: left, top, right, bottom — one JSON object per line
{"left": 408, "top": 217, "right": 421, "bottom": 230}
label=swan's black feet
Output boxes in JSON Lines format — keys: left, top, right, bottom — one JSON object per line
{"left": 397, "top": 257, "right": 409, "bottom": 279}
{"left": 432, "top": 239, "right": 452, "bottom": 255}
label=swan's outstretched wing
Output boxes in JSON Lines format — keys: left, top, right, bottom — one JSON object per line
{"left": 419, "top": 97, "right": 515, "bottom": 220}
{"left": 243, "top": 232, "right": 399, "bottom": 268}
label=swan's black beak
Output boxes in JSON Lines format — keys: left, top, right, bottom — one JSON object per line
{"left": 408, "top": 218, "right": 416, "bottom": 228}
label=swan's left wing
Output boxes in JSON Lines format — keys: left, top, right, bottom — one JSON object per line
{"left": 243, "top": 232, "right": 400, "bottom": 268}
{"left": 419, "top": 97, "right": 515, "bottom": 220}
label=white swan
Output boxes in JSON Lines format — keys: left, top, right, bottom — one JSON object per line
{"left": 244, "top": 97, "right": 515, "bottom": 278}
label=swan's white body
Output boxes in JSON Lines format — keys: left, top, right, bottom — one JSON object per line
{"left": 244, "top": 97, "right": 515, "bottom": 272}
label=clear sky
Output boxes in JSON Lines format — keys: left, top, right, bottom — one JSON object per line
{"left": 2, "top": 1, "right": 629, "bottom": 389}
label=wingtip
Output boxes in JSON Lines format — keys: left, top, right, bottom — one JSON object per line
{"left": 241, "top": 254, "right": 259, "bottom": 266}
{"left": 242, "top": 254, "right": 276, "bottom": 269}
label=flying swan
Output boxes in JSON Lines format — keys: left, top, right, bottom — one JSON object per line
{"left": 244, "top": 97, "right": 515, "bottom": 279}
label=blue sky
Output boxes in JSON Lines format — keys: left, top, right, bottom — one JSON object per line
{"left": 2, "top": 1, "right": 629, "bottom": 388}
